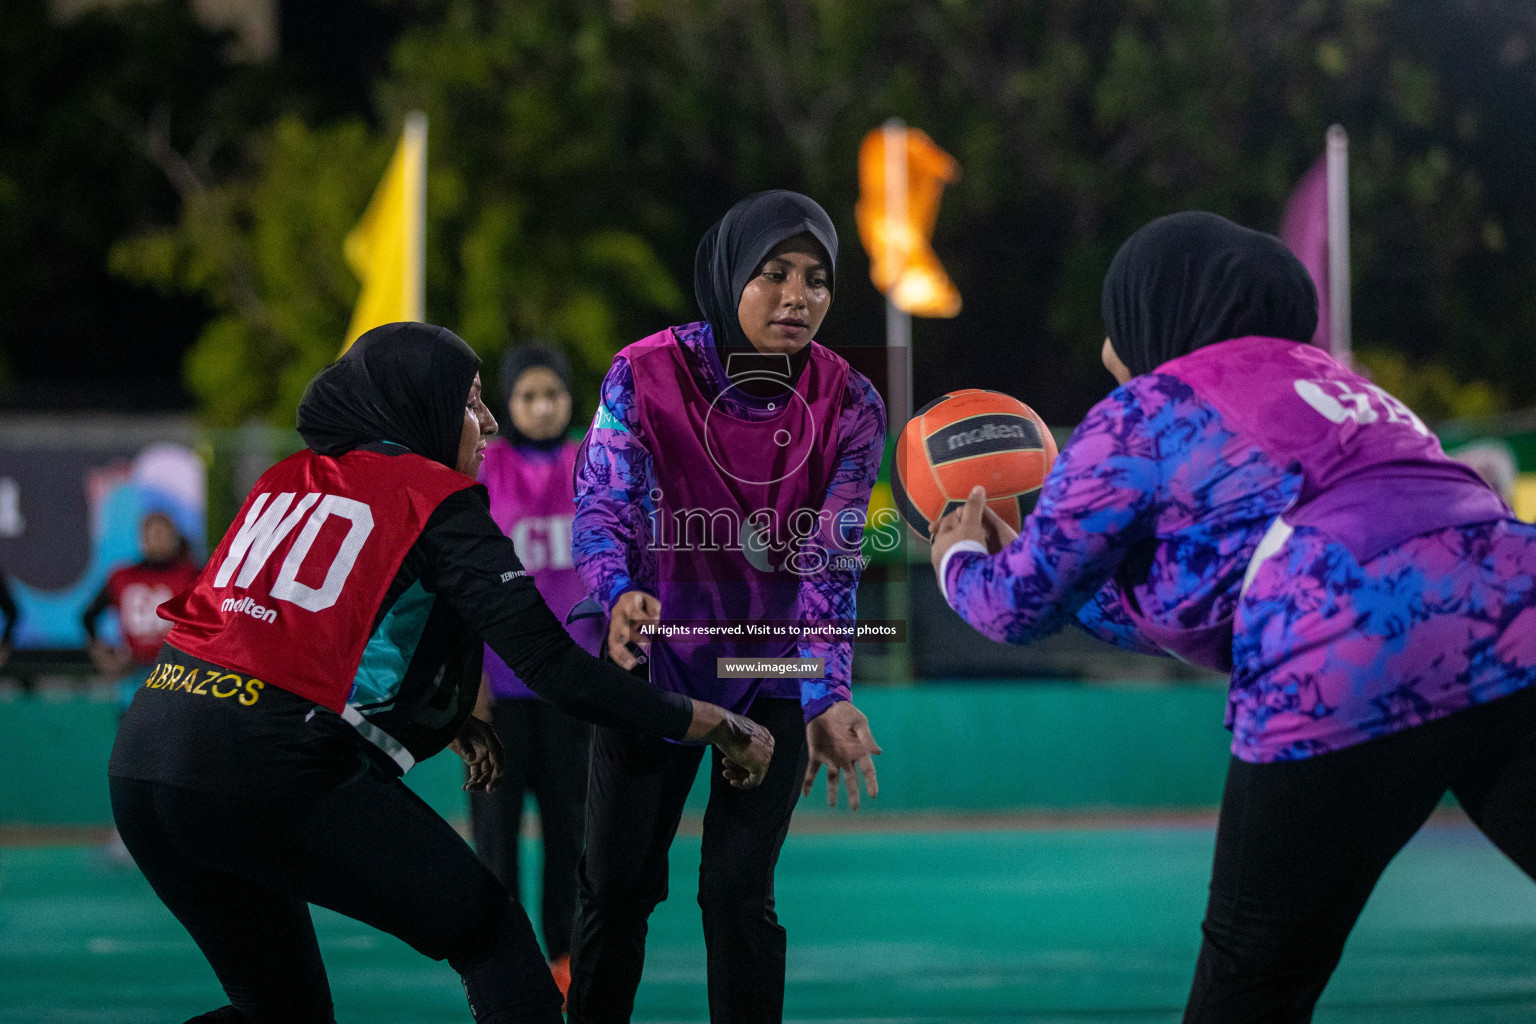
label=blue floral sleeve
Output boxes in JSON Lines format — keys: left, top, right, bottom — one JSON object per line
{"left": 943, "top": 381, "right": 1165, "bottom": 643}
{"left": 572, "top": 355, "right": 657, "bottom": 610}
{"left": 1074, "top": 580, "right": 1167, "bottom": 656}
{"left": 796, "top": 368, "right": 887, "bottom": 720}
{"left": 944, "top": 373, "right": 1300, "bottom": 652}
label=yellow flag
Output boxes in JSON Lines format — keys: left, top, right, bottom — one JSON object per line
{"left": 341, "top": 111, "right": 427, "bottom": 352}
{"left": 856, "top": 124, "right": 962, "bottom": 318}
{"left": 1515, "top": 473, "right": 1536, "bottom": 522}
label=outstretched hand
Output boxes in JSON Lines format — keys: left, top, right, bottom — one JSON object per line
{"left": 710, "top": 711, "right": 776, "bottom": 789}
{"left": 929, "top": 486, "right": 1018, "bottom": 576}
{"left": 802, "top": 700, "right": 881, "bottom": 811}
{"left": 606, "top": 590, "right": 660, "bottom": 670}
{"left": 87, "top": 639, "right": 129, "bottom": 678}
{"left": 452, "top": 714, "right": 506, "bottom": 793}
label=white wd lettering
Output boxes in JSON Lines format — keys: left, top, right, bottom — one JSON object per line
{"left": 214, "top": 492, "right": 321, "bottom": 589}
{"left": 270, "top": 495, "right": 375, "bottom": 612}
{"left": 214, "top": 491, "right": 376, "bottom": 614}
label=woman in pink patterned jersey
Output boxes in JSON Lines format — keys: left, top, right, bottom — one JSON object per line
{"left": 568, "top": 191, "right": 886, "bottom": 1024}
{"left": 932, "top": 212, "right": 1536, "bottom": 1024}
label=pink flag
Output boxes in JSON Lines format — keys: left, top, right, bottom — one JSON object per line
{"left": 1281, "top": 154, "right": 1329, "bottom": 350}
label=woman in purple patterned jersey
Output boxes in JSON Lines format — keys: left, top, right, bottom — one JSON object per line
{"left": 567, "top": 191, "right": 887, "bottom": 1023}
{"left": 930, "top": 211, "right": 1536, "bottom": 1023}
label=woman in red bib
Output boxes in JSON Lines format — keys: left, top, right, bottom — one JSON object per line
{"left": 107, "top": 322, "right": 773, "bottom": 1024}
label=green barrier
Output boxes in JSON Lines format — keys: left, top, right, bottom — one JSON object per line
{"left": 789, "top": 682, "right": 1233, "bottom": 813}
{"left": 2, "top": 697, "right": 121, "bottom": 825}
{"left": 0, "top": 682, "right": 1233, "bottom": 827}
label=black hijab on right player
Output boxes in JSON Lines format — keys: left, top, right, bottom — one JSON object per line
{"left": 296, "top": 321, "right": 481, "bottom": 470}
{"left": 1101, "top": 211, "right": 1319, "bottom": 378}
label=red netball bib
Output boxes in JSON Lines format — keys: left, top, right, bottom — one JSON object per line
{"left": 160, "top": 449, "right": 474, "bottom": 711}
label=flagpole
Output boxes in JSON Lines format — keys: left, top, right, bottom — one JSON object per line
{"left": 405, "top": 110, "right": 428, "bottom": 322}
{"left": 883, "top": 118, "right": 912, "bottom": 428}
{"left": 1326, "top": 124, "right": 1350, "bottom": 364}
{"left": 882, "top": 118, "right": 913, "bottom": 685}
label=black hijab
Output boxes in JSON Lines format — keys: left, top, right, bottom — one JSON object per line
{"left": 693, "top": 189, "right": 838, "bottom": 361}
{"left": 499, "top": 344, "right": 572, "bottom": 452}
{"left": 1101, "top": 211, "right": 1318, "bottom": 378}
{"left": 297, "top": 321, "right": 481, "bottom": 469}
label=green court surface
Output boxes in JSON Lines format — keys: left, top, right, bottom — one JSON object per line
{"left": 4, "top": 822, "right": 1536, "bottom": 1023}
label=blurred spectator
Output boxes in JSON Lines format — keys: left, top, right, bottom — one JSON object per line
{"left": 82, "top": 512, "right": 200, "bottom": 700}
{"left": 83, "top": 511, "right": 200, "bottom": 865}
{"left": 0, "top": 568, "right": 17, "bottom": 670}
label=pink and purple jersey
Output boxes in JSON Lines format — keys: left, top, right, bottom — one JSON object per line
{"left": 479, "top": 438, "right": 603, "bottom": 699}
{"left": 573, "top": 321, "right": 887, "bottom": 720}
{"left": 943, "top": 336, "right": 1535, "bottom": 762}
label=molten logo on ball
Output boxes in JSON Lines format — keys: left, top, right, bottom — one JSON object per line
{"left": 894, "top": 389, "right": 1057, "bottom": 541}
{"left": 944, "top": 419, "right": 1030, "bottom": 452}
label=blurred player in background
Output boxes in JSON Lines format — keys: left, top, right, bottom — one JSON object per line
{"left": 1452, "top": 440, "right": 1519, "bottom": 506}
{"left": 471, "top": 344, "right": 601, "bottom": 1001}
{"left": 83, "top": 511, "right": 199, "bottom": 699}
{"left": 0, "top": 567, "right": 16, "bottom": 668}
{"left": 930, "top": 211, "right": 1536, "bottom": 1024}
{"left": 106, "top": 323, "right": 774, "bottom": 1024}
{"left": 568, "top": 191, "right": 885, "bottom": 1024}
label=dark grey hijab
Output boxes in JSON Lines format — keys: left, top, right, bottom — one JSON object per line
{"left": 498, "top": 344, "right": 572, "bottom": 452}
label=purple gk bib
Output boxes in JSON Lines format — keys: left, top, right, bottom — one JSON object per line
{"left": 479, "top": 438, "right": 602, "bottom": 699}
{"left": 626, "top": 328, "right": 848, "bottom": 711}
{"left": 1125, "top": 336, "right": 1509, "bottom": 671}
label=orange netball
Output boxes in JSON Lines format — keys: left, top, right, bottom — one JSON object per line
{"left": 893, "top": 389, "right": 1058, "bottom": 540}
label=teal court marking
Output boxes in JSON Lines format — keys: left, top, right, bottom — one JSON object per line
{"left": 3, "top": 825, "right": 1535, "bottom": 1022}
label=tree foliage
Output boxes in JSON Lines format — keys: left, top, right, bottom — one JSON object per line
{"left": 73, "top": 0, "right": 1536, "bottom": 423}
{"left": 114, "top": 117, "right": 387, "bottom": 426}
{"left": 0, "top": 0, "right": 283, "bottom": 407}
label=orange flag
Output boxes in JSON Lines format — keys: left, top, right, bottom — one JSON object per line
{"left": 856, "top": 126, "right": 961, "bottom": 318}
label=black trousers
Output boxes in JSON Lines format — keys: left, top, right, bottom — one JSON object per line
{"left": 110, "top": 767, "right": 564, "bottom": 1024}
{"left": 566, "top": 695, "right": 809, "bottom": 1024}
{"left": 469, "top": 698, "right": 591, "bottom": 959}
{"left": 1185, "top": 685, "right": 1536, "bottom": 1023}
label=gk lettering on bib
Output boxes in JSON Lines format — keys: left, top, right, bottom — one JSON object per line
{"left": 159, "top": 449, "right": 474, "bottom": 711}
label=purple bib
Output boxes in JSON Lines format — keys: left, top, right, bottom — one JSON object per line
{"left": 479, "top": 439, "right": 603, "bottom": 699}
{"left": 1125, "top": 336, "right": 1509, "bottom": 671}
{"left": 626, "top": 328, "right": 848, "bottom": 711}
